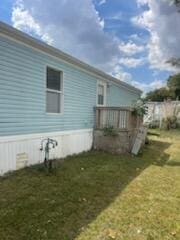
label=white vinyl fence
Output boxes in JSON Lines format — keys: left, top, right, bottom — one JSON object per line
{"left": 144, "top": 101, "right": 180, "bottom": 127}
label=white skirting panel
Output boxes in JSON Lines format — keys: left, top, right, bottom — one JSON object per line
{"left": 0, "top": 129, "right": 93, "bottom": 176}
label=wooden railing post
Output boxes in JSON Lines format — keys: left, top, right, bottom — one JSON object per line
{"left": 126, "top": 110, "right": 130, "bottom": 129}
{"left": 95, "top": 108, "right": 100, "bottom": 129}
{"left": 117, "top": 109, "right": 120, "bottom": 128}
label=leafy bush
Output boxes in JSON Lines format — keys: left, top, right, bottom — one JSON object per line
{"left": 161, "top": 116, "right": 178, "bottom": 130}
{"left": 149, "top": 120, "right": 160, "bottom": 129}
{"left": 132, "top": 99, "right": 147, "bottom": 117}
{"left": 161, "top": 103, "right": 180, "bottom": 130}
{"left": 103, "top": 126, "right": 118, "bottom": 137}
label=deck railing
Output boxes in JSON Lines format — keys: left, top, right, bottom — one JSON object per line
{"left": 95, "top": 106, "right": 141, "bottom": 130}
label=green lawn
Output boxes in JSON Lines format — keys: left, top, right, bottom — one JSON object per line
{"left": 0, "top": 130, "right": 180, "bottom": 240}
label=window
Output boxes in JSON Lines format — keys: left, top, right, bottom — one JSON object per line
{"left": 46, "top": 67, "right": 63, "bottom": 113}
{"left": 97, "top": 84, "right": 105, "bottom": 105}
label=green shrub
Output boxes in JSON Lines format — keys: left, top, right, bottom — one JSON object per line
{"left": 149, "top": 120, "right": 160, "bottom": 129}
{"left": 103, "top": 126, "right": 118, "bottom": 137}
{"left": 161, "top": 116, "right": 178, "bottom": 130}
{"left": 132, "top": 99, "right": 148, "bottom": 117}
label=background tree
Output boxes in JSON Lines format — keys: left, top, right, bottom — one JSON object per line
{"left": 145, "top": 1, "right": 180, "bottom": 102}
{"left": 167, "top": 1, "right": 180, "bottom": 66}
{"left": 166, "top": 57, "right": 180, "bottom": 67}
{"left": 167, "top": 73, "right": 180, "bottom": 99}
{"left": 174, "top": 0, "right": 180, "bottom": 6}
{"left": 145, "top": 87, "right": 176, "bottom": 102}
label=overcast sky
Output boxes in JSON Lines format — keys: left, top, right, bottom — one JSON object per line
{"left": 1, "top": 0, "right": 180, "bottom": 93}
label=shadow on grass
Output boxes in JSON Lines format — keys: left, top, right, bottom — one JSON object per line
{"left": 166, "top": 161, "right": 180, "bottom": 167}
{"left": 0, "top": 139, "right": 171, "bottom": 240}
{"left": 152, "top": 141, "right": 171, "bottom": 167}
{"left": 147, "top": 131, "right": 161, "bottom": 137}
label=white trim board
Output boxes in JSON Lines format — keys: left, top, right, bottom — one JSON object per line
{"left": 0, "top": 128, "right": 93, "bottom": 143}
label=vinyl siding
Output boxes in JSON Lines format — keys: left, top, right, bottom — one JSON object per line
{"left": 0, "top": 35, "right": 97, "bottom": 136}
{"left": 0, "top": 35, "right": 139, "bottom": 137}
{"left": 107, "top": 83, "right": 140, "bottom": 107}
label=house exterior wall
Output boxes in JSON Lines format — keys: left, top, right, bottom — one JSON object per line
{"left": 0, "top": 35, "right": 97, "bottom": 137}
{"left": 0, "top": 35, "right": 140, "bottom": 137}
{"left": 0, "top": 33, "right": 140, "bottom": 175}
{"left": 107, "top": 84, "right": 139, "bottom": 107}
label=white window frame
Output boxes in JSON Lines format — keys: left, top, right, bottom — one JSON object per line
{"left": 97, "top": 80, "right": 107, "bottom": 106}
{"left": 46, "top": 66, "right": 64, "bottom": 114}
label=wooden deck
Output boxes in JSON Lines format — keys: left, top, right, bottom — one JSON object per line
{"left": 95, "top": 106, "right": 142, "bottom": 130}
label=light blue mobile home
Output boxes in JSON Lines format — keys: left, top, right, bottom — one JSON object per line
{"left": 0, "top": 21, "right": 141, "bottom": 175}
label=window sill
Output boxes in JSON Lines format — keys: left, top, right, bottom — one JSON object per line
{"left": 46, "top": 112, "right": 64, "bottom": 116}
